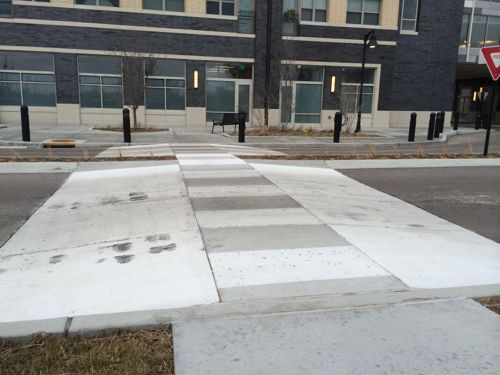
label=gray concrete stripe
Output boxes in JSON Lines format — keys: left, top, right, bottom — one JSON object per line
{"left": 219, "top": 275, "right": 406, "bottom": 302}
{"left": 201, "top": 224, "right": 349, "bottom": 252}
{"left": 180, "top": 164, "right": 254, "bottom": 171}
{"left": 191, "top": 195, "right": 300, "bottom": 211}
{"left": 185, "top": 176, "right": 272, "bottom": 187}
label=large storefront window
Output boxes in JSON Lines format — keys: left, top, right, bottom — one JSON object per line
{"left": 461, "top": 15, "right": 500, "bottom": 48}
{"left": 339, "top": 68, "right": 375, "bottom": 114}
{"left": 78, "top": 55, "right": 123, "bottom": 108}
{"left": 206, "top": 62, "right": 252, "bottom": 122}
{"left": 145, "top": 60, "right": 185, "bottom": 110}
{"left": 0, "top": 52, "right": 56, "bottom": 107}
{"left": 280, "top": 65, "right": 324, "bottom": 124}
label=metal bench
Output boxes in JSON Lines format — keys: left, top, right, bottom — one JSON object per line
{"left": 212, "top": 113, "right": 238, "bottom": 134}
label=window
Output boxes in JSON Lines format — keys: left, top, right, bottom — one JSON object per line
{"left": 301, "top": 0, "right": 327, "bottom": 22}
{"left": 75, "top": 0, "right": 120, "bottom": 7}
{"left": 145, "top": 60, "right": 186, "bottom": 110}
{"left": 207, "top": 0, "right": 235, "bottom": 16}
{"left": 468, "top": 15, "right": 500, "bottom": 48}
{"left": 78, "top": 55, "right": 123, "bottom": 108}
{"left": 460, "top": 14, "right": 470, "bottom": 48}
{"left": 280, "top": 65, "right": 323, "bottom": 124}
{"left": 401, "top": 0, "right": 419, "bottom": 31}
{"left": 340, "top": 68, "right": 375, "bottom": 114}
{"left": 143, "top": 0, "right": 184, "bottom": 11}
{"left": 0, "top": 52, "right": 56, "bottom": 107}
{"left": 347, "top": 0, "right": 380, "bottom": 25}
{"left": 0, "top": 0, "right": 12, "bottom": 16}
{"left": 206, "top": 62, "right": 252, "bottom": 79}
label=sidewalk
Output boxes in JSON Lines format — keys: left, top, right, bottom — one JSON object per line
{"left": 0, "top": 121, "right": 474, "bottom": 147}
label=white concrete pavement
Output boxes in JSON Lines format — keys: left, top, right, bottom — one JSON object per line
{"left": 1, "top": 155, "right": 500, "bottom": 339}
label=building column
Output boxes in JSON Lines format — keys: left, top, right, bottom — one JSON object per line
{"left": 54, "top": 53, "right": 80, "bottom": 125}
{"left": 186, "top": 60, "right": 206, "bottom": 127}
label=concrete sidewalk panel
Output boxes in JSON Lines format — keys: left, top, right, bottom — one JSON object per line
{"left": 174, "top": 299, "right": 500, "bottom": 375}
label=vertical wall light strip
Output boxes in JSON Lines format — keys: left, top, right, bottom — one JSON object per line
{"left": 194, "top": 69, "right": 199, "bottom": 89}
{"left": 330, "top": 75, "right": 336, "bottom": 93}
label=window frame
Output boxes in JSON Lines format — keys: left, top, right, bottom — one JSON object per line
{"left": 347, "top": 0, "right": 380, "bottom": 26}
{"left": 400, "top": 0, "right": 420, "bottom": 32}
{"left": 78, "top": 73, "right": 123, "bottom": 109}
{"left": 300, "top": 0, "right": 328, "bottom": 23}
{"left": 144, "top": 67, "right": 186, "bottom": 111}
{"left": 206, "top": 0, "right": 236, "bottom": 16}
{"left": 142, "top": 0, "right": 185, "bottom": 12}
{"left": 74, "top": 0, "right": 120, "bottom": 8}
{"left": 0, "top": 64, "right": 56, "bottom": 108}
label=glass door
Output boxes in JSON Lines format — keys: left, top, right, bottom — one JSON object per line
{"left": 237, "top": 83, "right": 251, "bottom": 124}
{"left": 206, "top": 80, "right": 236, "bottom": 122}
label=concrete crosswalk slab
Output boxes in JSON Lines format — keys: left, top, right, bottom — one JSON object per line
{"left": 190, "top": 195, "right": 301, "bottom": 211}
{"left": 187, "top": 185, "right": 283, "bottom": 198}
{"left": 0, "top": 164, "right": 219, "bottom": 324}
{"left": 173, "top": 299, "right": 500, "bottom": 375}
{"left": 252, "top": 163, "right": 500, "bottom": 290}
{"left": 195, "top": 208, "right": 322, "bottom": 228}
{"left": 184, "top": 176, "right": 272, "bottom": 187}
{"left": 201, "top": 224, "right": 349, "bottom": 253}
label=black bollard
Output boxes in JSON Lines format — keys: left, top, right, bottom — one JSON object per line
{"left": 20, "top": 105, "right": 30, "bottom": 142}
{"left": 408, "top": 112, "right": 417, "bottom": 142}
{"left": 427, "top": 112, "right": 436, "bottom": 141}
{"left": 333, "top": 112, "right": 342, "bottom": 143}
{"left": 439, "top": 111, "right": 446, "bottom": 134}
{"left": 123, "top": 108, "right": 131, "bottom": 143}
{"left": 434, "top": 112, "right": 442, "bottom": 138}
{"left": 453, "top": 111, "right": 459, "bottom": 131}
{"left": 238, "top": 111, "right": 246, "bottom": 143}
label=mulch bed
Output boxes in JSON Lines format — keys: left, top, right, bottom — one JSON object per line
{"left": 94, "top": 127, "right": 169, "bottom": 133}
{"left": 230, "top": 127, "right": 375, "bottom": 137}
{"left": 0, "top": 328, "right": 174, "bottom": 375}
{"left": 477, "top": 296, "right": 500, "bottom": 315}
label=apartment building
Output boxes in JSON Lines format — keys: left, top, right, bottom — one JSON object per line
{"left": 456, "top": 0, "right": 500, "bottom": 125}
{"left": 0, "top": 0, "right": 463, "bottom": 129}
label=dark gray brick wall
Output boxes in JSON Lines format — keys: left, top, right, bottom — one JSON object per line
{"left": 0, "top": 24, "right": 254, "bottom": 59}
{"left": 390, "top": 0, "right": 463, "bottom": 111}
{"left": 54, "top": 53, "right": 79, "bottom": 104}
{"left": 13, "top": 4, "right": 239, "bottom": 33}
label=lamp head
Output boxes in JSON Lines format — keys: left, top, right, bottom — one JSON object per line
{"left": 368, "top": 34, "right": 378, "bottom": 49}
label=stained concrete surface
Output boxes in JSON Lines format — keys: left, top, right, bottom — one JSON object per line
{"left": 0, "top": 173, "right": 69, "bottom": 247}
{"left": 340, "top": 167, "right": 500, "bottom": 243}
{"left": 174, "top": 298, "right": 500, "bottom": 375}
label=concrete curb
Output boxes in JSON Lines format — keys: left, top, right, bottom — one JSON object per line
{"left": 1, "top": 283, "right": 499, "bottom": 341}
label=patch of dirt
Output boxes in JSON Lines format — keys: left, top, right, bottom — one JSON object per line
{"left": 0, "top": 328, "right": 174, "bottom": 375}
{"left": 94, "top": 127, "right": 170, "bottom": 133}
{"left": 477, "top": 296, "right": 500, "bottom": 315}
{"left": 230, "top": 126, "right": 376, "bottom": 137}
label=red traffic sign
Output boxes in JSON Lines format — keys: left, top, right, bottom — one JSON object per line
{"left": 481, "top": 46, "right": 500, "bottom": 81}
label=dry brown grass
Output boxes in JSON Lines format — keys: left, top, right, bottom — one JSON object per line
{"left": 477, "top": 296, "right": 500, "bottom": 315}
{"left": 94, "top": 126, "right": 169, "bottom": 133}
{"left": 0, "top": 328, "right": 174, "bottom": 375}
{"left": 231, "top": 126, "right": 375, "bottom": 137}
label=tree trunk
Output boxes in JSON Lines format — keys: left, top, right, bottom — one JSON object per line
{"left": 132, "top": 107, "right": 138, "bottom": 129}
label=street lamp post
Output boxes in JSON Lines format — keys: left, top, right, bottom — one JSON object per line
{"left": 356, "top": 30, "right": 378, "bottom": 133}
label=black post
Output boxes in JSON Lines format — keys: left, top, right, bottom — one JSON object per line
{"left": 453, "top": 111, "right": 459, "bottom": 131}
{"left": 20, "top": 105, "right": 30, "bottom": 142}
{"left": 408, "top": 112, "right": 417, "bottom": 142}
{"left": 238, "top": 111, "right": 246, "bottom": 143}
{"left": 123, "top": 108, "right": 131, "bottom": 143}
{"left": 427, "top": 112, "right": 436, "bottom": 141}
{"left": 439, "top": 111, "right": 446, "bottom": 134}
{"left": 484, "top": 81, "right": 498, "bottom": 156}
{"left": 434, "top": 112, "right": 442, "bottom": 138}
{"left": 333, "top": 111, "right": 342, "bottom": 143}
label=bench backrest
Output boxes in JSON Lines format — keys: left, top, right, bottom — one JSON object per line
{"left": 222, "top": 113, "right": 237, "bottom": 124}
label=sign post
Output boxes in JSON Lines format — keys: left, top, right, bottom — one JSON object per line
{"left": 480, "top": 46, "right": 500, "bottom": 156}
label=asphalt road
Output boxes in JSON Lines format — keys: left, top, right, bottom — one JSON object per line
{"left": 341, "top": 166, "right": 500, "bottom": 243}
{"left": 0, "top": 173, "right": 69, "bottom": 247}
